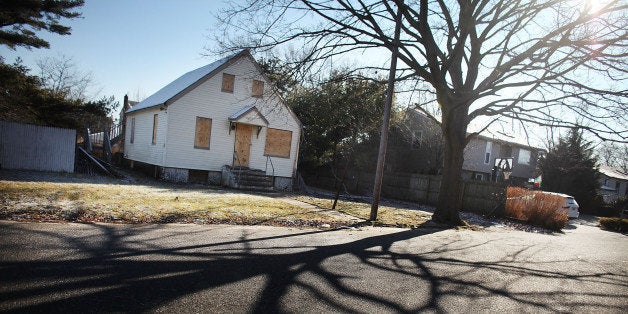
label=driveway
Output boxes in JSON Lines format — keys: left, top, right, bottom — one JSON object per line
{"left": 0, "top": 221, "right": 626, "bottom": 313}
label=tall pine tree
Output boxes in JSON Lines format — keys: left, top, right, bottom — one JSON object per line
{"left": 538, "top": 129, "right": 600, "bottom": 212}
{"left": 0, "top": 0, "right": 84, "bottom": 49}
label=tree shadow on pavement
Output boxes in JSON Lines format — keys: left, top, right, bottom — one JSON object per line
{"left": 0, "top": 222, "right": 626, "bottom": 313}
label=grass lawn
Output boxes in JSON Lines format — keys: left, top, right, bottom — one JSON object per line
{"left": 296, "top": 195, "right": 432, "bottom": 228}
{"left": 0, "top": 180, "right": 351, "bottom": 228}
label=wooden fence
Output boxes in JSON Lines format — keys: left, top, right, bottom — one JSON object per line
{"left": 0, "top": 121, "right": 76, "bottom": 173}
{"left": 305, "top": 170, "right": 506, "bottom": 214}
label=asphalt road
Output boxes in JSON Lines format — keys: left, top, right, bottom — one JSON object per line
{"left": 0, "top": 220, "right": 626, "bottom": 313}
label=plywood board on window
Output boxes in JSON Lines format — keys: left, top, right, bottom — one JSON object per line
{"left": 130, "top": 117, "right": 135, "bottom": 143}
{"left": 222, "top": 73, "right": 235, "bottom": 93}
{"left": 264, "top": 128, "right": 292, "bottom": 158}
{"left": 252, "top": 80, "right": 264, "bottom": 98}
{"left": 194, "top": 117, "right": 212, "bottom": 149}
{"left": 152, "top": 114, "right": 158, "bottom": 145}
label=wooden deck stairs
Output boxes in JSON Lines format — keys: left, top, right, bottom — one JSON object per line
{"left": 222, "top": 166, "right": 275, "bottom": 191}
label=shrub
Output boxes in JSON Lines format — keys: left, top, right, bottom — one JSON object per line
{"left": 599, "top": 217, "right": 628, "bottom": 233}
{"left": 506, "top": 187, "right": 568, "bottom": 231}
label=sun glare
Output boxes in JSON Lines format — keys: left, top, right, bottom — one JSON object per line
{"left": 581, "top": 0, "right": 610, "bottom": 13}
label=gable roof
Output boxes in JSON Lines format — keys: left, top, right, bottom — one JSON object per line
{"left": 599, "top": 165, "right": 628, "bottom": 181}
{"left": 229, "top": 105, "right": 269, "bottom": 126}
{"left": 127, "top": 50, "right": 248, "bottom": 114}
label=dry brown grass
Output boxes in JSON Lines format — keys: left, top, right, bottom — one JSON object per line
{"left": 506, "top": 187, "right": 568, "bottom": 231}
{"left": 0, "top": 180, "right": 350, "bottom": 228}
{"left": 296, "top": 196, "right": 431, "bottom": 228}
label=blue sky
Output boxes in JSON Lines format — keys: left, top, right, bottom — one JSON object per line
{"left": 0, "top": 0, "right": 227, "bottom": 108}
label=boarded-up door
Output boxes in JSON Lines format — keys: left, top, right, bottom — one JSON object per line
{"left": 234, "top": 124, "right": 252, "bottom": 167}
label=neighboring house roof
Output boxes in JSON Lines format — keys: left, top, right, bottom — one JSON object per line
{"left": 599, "top": 165, "right": 628, "bottom": 181}
{"left": 474, "top": 133, "right": 544, "bottom": 152}
{"left": 406, "top": 109, "right": 544, "bottom": 151}
{"left": 127, "top": 50, "right": 247, "bottom": 114}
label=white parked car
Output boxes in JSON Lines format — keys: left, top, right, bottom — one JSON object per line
{"left": 543, "top": 192, "right": 580, "bottom": 218}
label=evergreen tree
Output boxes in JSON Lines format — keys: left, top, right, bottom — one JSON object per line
{"left": 539, "top": 129, "right": 600, "bottom": 212}
{"left": 0, "top": 0, "right": 84, "bottom": 49}
{"left": 288, "top": 72, "right": 387, "bottom": 173}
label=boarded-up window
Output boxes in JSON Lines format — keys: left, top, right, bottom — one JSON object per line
{"left": 130, "top": 117, "right": 135, "bottom": 143}
{"left": 264, "top": 128, "right": 292, "bottom": 158}
{"left": 252, "top": 79, "right": 264, "bottom": 98}
{"left": 222, "top": 73, "right": 235, "bottom": 93}
{"left": 194, "top": 117, "right": 212, "bottom": 149}
{"left": 152, "top": 114, "right": 158, "bottom": 145}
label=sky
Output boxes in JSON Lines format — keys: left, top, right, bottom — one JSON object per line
{"left": 0, "top": 0, "right": 228, "bottom": 111}
{"left": 0, "top": 0, "right": 620, "bottom": 150}
{"left": 0, "top": 0, "right": 548, "bottom": 147}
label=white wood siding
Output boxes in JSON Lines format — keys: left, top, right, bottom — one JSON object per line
{"left": 0, "top": 121, "right": 76, "bottom": 172}
{"left": 124, "top": 107, "right": 168, "bottom": 166}
{"left": 164, "top": 56, "right": 300, "bottom": 177}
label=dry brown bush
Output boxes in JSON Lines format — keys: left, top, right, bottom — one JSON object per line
{"left": 506, "top": 187, "right": 568, "bottom": 231}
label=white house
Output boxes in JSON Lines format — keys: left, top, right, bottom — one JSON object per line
{"left": 124, "top": 50, "right": 302, "bottom": 190}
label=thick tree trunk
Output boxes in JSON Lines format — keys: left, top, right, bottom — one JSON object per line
{"left": 432, "top": 102, "right": 468, "bottom": 225}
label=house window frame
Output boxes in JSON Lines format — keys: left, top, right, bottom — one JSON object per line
{"left": 473, "top": 173, "right": 484, "bottom": 181}
{"left": 411, "top": 130, "right": 423, "bottom": 150}
{"left": 518, "top": 148, "right": 531, "bottom": 165}
{"left": 130, "top": 117, "right": 135, "bottom": 144}
{"left": 484, "top": 141, "right": 492, "bottom": 164}
{"left": 221, "top": 73, "right": 235, "bottom": 93}
{"left": 152, "top": 114, "right": 158, "bottom": 145}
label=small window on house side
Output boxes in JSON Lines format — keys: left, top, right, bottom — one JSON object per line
{"left": 264, "top": 128, "right": 292, "bottom": 158}
{"left": 252, "top": 80, "right": 264, "bottom": 98}
{"left": 411, "top": 130, "right": 423, "bottom": 150}
{"left": 474, "top": 173, "right": 483, "bottom": 181}
{"left": 518, "top": 149, "right": 531, "bottom": 165}
{"left": 484, "top": 141, "right": 492, "bottom": 164}
{"left": 152, "top": 114, "right": 158, "bottom": 145}
{"left": 194, "top": 117, "right": 212, "bottom": 149}
{"left": 130, "top": 117, "right": 135, "bottom": 144}
{"left": 222, "top": 73, "right": 235, "bottom": 93}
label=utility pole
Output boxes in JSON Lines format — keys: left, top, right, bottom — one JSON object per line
{"left": 370, "top": 1, "right": 403, "bottom": 221}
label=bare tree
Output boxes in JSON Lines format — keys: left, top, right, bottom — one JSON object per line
{"left": 36, "top": 55, "right": 96, "bottom": 101}
{"left": 214, "top": 0, "right": 628, "bottom": 225}
{"left": 598, "top": 142, "right": 628, "bottom": 174}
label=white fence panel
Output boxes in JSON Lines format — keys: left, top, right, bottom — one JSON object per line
{"left": 0, "top": 121, "right": 76, "bottom": 173}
